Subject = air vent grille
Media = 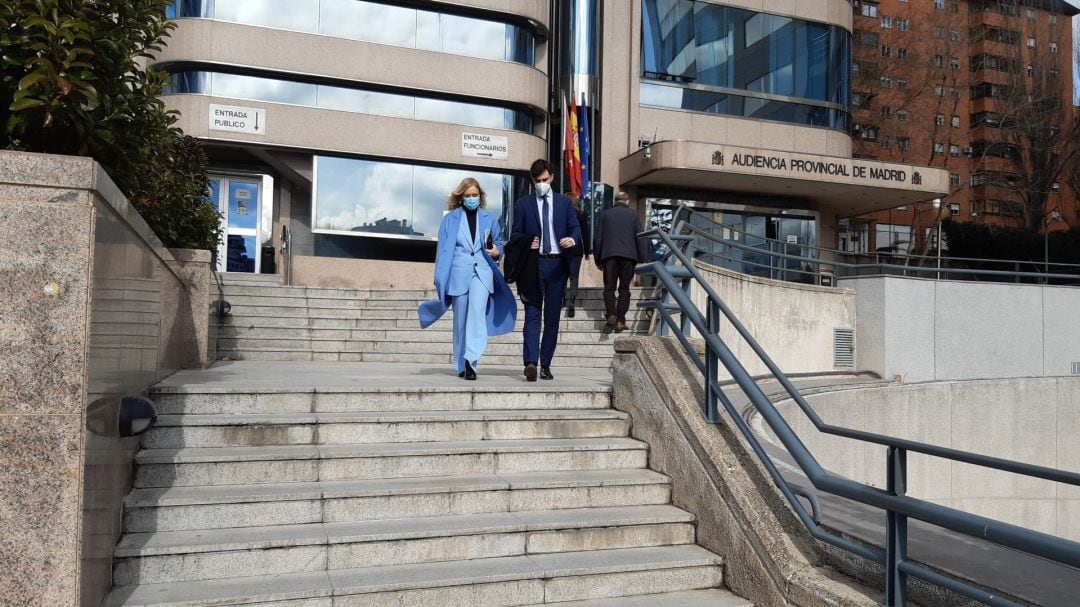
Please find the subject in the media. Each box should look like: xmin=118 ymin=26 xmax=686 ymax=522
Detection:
xmin=834 ymin=328 xmax=855 ymax=368
xmin=1072 ymin=362 xmax=1080 ymax=375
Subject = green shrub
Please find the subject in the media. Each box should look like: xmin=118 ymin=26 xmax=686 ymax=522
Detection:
xmin=0 ymin=0 xmax=221 ymax=251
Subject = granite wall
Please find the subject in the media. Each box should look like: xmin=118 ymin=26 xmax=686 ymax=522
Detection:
xmin=0 ymin=151 xmax=206 ymax=606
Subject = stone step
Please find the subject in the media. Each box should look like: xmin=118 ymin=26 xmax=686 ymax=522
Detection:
xmin=218 ymin=315 xmax=650 ymax=332
xmin=218 ymin=310 xmax=651 ymax=327
xmin=150 ymin=385 xmax=611 ymax=416
xmin=218 ymin=284 xmax=653 ymax=299
xmin=213 ymin=338 xmax=619 ymax=357
xmin=218 ymin=293 xmax=642 ymax=310
xmin=105 ymin=545 xmax=723 ymax=606
xmin=214 ymin=351 xmax=619 ymax=367
xmin=522 ymin=589 xmax=753 ymax=607
xmin=123 ymin=469 xmax=673 ymax=532
xmin=113 ymin=505 xmax=696 ymax=585
xmin=133 ymin=438 xmax=650 ymax=488
xmin=214 ymin=325 xmax=631 ymax=344
xmin=143 ymin=409 xmax=630 ymax=448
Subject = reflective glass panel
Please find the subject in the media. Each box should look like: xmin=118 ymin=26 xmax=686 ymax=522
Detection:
xmin=210 ymin=73 xmax=316 ymax=106
xmin=228 ymin=182 xmax=260 ymax=231
xmin=213 ymin=0 xmax=320 ymax=32
xmin=317 ymin=86 xmax=414 ymax=119
xmin=418 ymin=12 xmax=508 ymax=61
xmin=640 ymin=0 xmax=851 ymax=130
xmin=226 ymin=234 xmax=258 ymax=272
xmin=319 ymin=0 xmax=417 ymax=47
xmin=314 ymin=156 xmax=518 ymax=241
xmin=169 ymin=0 xmax=536 ymax=65
xmin=167 ymin=71 xmax=533 ymax=133
xmin=639 ymin=83 xmax=849 ymax=131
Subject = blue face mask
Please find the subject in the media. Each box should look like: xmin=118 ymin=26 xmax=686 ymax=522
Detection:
xmin=462 ymin=196 xmax=481 ymax=210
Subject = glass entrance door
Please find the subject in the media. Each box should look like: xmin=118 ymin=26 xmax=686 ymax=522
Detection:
xmin=208 ymin=175 xmax=265 ymax=273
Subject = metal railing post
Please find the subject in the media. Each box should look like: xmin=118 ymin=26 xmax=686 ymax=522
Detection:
xmin=704 ymin=300 xmax=722 ymax=423
xmin=657 ymin=288 xmax=670 ymax=337
xmin=885 ymin=447 xmax=909 ymax=606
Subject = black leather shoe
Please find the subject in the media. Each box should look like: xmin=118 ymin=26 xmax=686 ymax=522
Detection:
xmin=464 ymin=360 xmax=477 ymax=380
xmin=458 ymin=371 xmax=465 ymax=378
xmin=540 ymin=366 xmax=554 ymax=380
xmin=603 ymin=316 xmax=616 ymax=334
xmin=524 ymin=363 xmax=537 ymax=382
xmin=566 ymin=305 xmax=575 ymax=318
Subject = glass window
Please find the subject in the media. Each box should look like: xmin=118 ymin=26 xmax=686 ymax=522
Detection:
xmin=313 ymin=156 xmax=523 ymax=241
xmin=417 ymin=12 xmax=509 ymax=62
xmin=319 ymin=0 xmax=417 ymax=47
xmin=640 ymin=0 xmax=850 ymax=132
xmin=210 ymin=73 xmax=317 ymax=106
xmin=212 ymin=0 xmax=319 ymax=32
xmin=170 ymin=0 xmax=536 ymax=65
xmin=167 ymin=71 xmax=534 ymax=133
xmin=317 ymin=86 xmax=414 ymax=119
xmin=639 ymin=82 xmax=850 ymax=131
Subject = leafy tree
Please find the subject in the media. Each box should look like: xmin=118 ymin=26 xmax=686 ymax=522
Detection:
xmin=0 ymin=0 xmax=220 ymax=250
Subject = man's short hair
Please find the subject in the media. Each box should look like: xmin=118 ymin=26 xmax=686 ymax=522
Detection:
xmin=529 ymin=159 xmax=554 ymax=179
xmin=614 ymin=191 xmax=630 ymax=203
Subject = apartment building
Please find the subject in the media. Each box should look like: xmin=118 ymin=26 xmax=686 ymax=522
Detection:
xmin=846 ymin=0 xmax=1078 ymax=255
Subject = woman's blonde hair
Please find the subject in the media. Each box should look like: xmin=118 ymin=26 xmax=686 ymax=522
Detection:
xmin=447 ymin=177 xmax=488 ymax=210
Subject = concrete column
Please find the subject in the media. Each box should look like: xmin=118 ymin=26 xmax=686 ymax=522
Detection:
xmin=168 ymin=248 xmax=213 ymax=369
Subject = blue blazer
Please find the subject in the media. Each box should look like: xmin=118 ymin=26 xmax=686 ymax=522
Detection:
xmin=417 ymin=208 xmax=517 ymax=335
xmin=511 ymin=192 xmax=583 ymax=277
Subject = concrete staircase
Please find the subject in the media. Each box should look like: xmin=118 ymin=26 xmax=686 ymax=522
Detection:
xmin=103 ymin=363 xmax=752 ymax=606
xmin=214 ymin=273 xmax=654 ymax=367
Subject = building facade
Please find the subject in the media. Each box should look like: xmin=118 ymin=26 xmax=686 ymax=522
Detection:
xmin=158 ymin=0 xmax=949 ymax=288
xmin=847 ymin=0 xmax=1079 ymax=256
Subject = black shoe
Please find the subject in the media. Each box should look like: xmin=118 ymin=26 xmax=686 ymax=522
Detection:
xmin=540 ymin=366 xmax=554 ymax=380
xmin=566 ymin=305 xmax=575 ymax=318
xmin=458 ymin=371 xmax=465 ymax=378
xmin=524 ymin=363 xmax=537 ymax=382
xmin=603 ymin=316 xmax=616 ymax=334
xmin=464 ymin=360 xmax=477 ymax=381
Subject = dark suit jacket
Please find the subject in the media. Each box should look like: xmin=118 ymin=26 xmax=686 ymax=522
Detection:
xmin=503 ymin=233 xmax=540 ymax=306
xmin=594 ymin=204 xmax=648 ymax=262
xmin=511 ymin=192 xmax=583 ymax=278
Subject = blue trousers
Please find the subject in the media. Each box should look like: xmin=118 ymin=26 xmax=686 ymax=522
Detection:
xmin=451 ymin=276 xmax=490 ymax=373
xmin=523 ymin=257 xmax=568 ymax=366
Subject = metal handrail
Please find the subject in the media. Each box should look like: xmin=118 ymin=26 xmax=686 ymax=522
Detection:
xmin=677 ymin=220 xmax=1080 ymax=283
xmin=636 ymin=224 xmax=1080 ymax=606
xmin=664 ymin=204 xmax=1080 ymax=272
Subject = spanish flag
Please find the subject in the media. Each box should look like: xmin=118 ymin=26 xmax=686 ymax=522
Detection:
xmin=564 ymin=92 xmax=583 ymax=197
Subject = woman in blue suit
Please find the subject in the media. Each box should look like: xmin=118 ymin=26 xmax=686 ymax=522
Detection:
xmin=417 ymin=178 xmax=517 ymax=379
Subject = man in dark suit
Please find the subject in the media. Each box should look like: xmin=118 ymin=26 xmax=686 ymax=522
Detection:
xmin=511 ymin=159 xmax=582 ymax=382
xmin=593 ymin=191 xmax=648 ymax=333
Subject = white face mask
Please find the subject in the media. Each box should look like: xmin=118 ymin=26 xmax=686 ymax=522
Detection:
xmin=535 ymin=182 xmax=552 ymax=197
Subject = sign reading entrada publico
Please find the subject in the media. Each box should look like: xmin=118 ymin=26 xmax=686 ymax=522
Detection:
xmin=209 ymin=104 xmax=266 ymax=135
xmin=710 ymin=148 xmax=924 ymax=186
xmin=461 ymin=132 xmax=509 ymax=160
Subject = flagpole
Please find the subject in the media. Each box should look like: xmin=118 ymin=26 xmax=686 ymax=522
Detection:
xmin=559 ymin=90 xmax=566 ymax=195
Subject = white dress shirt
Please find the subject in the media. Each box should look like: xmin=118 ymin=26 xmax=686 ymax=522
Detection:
xmin=535 ymin=193 xmax=574 ymax=253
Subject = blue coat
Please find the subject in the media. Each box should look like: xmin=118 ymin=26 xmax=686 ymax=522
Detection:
xmin=417 ymin=208 xmax=517 ymax=335
xmin=511 ymin=192 xmax=583 ymax=277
